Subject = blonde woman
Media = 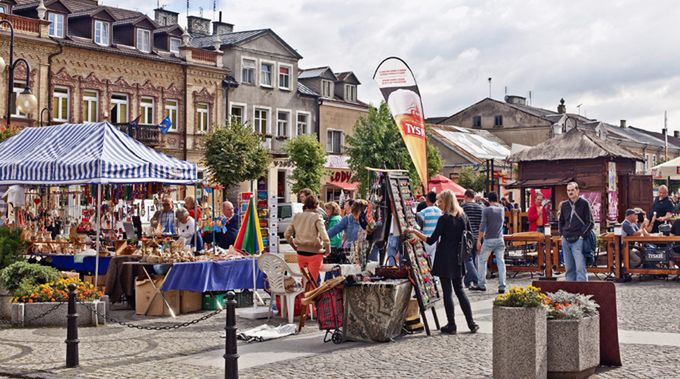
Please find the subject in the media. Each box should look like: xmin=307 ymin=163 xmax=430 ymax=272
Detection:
xmin=406 ymin=190 xmax=478 ymax=334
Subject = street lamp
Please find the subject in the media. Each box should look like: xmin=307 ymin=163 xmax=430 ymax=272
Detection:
xmin=39 ymin=107 xmax=49 ymax=126
xmin=0 ymin=20 xmax=38 ymax=126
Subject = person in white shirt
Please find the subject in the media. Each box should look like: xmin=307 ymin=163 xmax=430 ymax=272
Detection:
xmin=176 ymin=208 xmax=196 ymax=246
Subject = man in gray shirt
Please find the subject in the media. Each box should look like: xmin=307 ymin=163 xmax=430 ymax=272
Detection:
xmin=474 ymin=192 xmax=507 ymax=293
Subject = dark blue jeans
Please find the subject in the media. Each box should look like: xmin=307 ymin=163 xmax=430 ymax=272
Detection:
xmin=464 ymin=244 xmax=480 ymax=287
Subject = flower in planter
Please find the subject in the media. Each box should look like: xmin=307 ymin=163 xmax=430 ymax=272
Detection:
xmin=545 ymin=290 xmax=599 ymax=319
xmin=13 ymin=277 xmax=104 ymax=303
xmin=493 ymin=285 xmax=549 ymax=308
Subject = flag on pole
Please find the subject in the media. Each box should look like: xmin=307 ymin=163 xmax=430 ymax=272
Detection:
xmin=374 ymin=57 xmax=428 ymax=186
xmin=129 ymin=115 xmax=141 ymax=129
xmin=234 ymin=196 xmax=264 ymax=255
xmin=159 ymin=116 xmax=172 ymax=134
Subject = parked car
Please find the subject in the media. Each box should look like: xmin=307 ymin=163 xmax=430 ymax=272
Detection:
xmin=277 ymin=202 xmax=303 ymax=237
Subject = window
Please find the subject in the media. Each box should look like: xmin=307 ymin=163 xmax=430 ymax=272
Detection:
xmin=254 ymin=108 xmax=269 ymax=135
xmin=52 ymin=87 xmax=69 ymax=122
xmin=0 ymin=5 xmax=6 ymax=13
xmin=136 ymin=28 xmax=151 ymax=53
xmin=241 ymin=59 xmax=255 ymax=85
xmin=327 ymin=130 xmax=343 ymax=154
xmin=94 ymin=20 xmax=110 ymax=46
xmin=278 ymin=65 xmax=291 ymax=90
xmin=169 ymin=38 xmax=181 ymax=54
xmin=652 ymin=155 xmax=657 ymax=167
xmin=473 ymin=115 xmax=482 ymax=128
xmin=140 ymin=97 xmax=154 ymax=124
xmin=277 ymin=110 xmax=290 ymax=137
xmin=321 ymin=80 xmax=333 ymax=98
xmin=296 ymin=112 xmax=310 ymax=136
xmin=11 ymin=82 xmax=26 ymax=118
xmin=48 ymin=13 xmax=64 ymax=38
xmin=494 ymin=115 xmax=503 ymax=127
xmin=196 ymin=103 xmax=209 ymax=133
xmin=164 ymin=100 xmax=178 ymax=131
xmin=230 ymin=105 xmax=244 ymax=124
xmin=260 ymin=62 xmax=273 ymax=87
xmin=111 ymin=93 xmax=128 ymax=123
xmin=344 ymin=84 xmax=356 ymax=102
xmin=326 ymin=189 xmax=342 ymax=202
xmin=82 ymin=90 xmax=98 ymax=122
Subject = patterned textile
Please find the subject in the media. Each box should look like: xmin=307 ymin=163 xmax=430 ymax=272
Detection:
xmin=343 ymin=280 xmax=412 ymax=342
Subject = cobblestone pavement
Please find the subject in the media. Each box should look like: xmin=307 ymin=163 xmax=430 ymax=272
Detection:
xmin=0 ymin=274 xmax=678 ymax=378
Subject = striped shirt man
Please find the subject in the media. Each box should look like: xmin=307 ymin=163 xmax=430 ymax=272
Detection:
xmin=418 ymin=205 xmax=443 ymax=237
xmin=462 ymin=201 xmax=483 ymax=239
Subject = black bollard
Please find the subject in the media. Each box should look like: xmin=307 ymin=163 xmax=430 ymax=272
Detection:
xmin=65 ymin=283 xmax=79 ymax=368
xmin=224 ymin=291 xmax=239 ymax=379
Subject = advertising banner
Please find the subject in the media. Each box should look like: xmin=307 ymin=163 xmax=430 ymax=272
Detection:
xmin=374 ymin=57 xmax=428 ymax=185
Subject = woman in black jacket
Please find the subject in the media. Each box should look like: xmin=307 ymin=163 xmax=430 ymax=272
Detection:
xmin=406 ymin=190 xmax=479 ymax=334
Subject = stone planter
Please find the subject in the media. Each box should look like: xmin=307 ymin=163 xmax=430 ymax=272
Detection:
xmin=11 ymin=300 xmax=106 ymax=327
xmin=0 ymin=286 xmax=11 ymax=320
xmin=493 ymin=306 xmax=548 ymax=379
xmin=547 ymin=315 xmax=600 ymax=379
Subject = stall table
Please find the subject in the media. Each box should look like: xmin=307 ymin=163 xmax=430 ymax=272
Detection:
xmin=29 ymin=254 xmax=112 ymax=275
xmin=160 ymin=258 xmax=266 ymax=292
xmin=343 ymin=279 xmax=412 ymax=342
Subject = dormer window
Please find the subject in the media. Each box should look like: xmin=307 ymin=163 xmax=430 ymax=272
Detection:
xmin=94 ymin=20 xmax=110 ymax=46
xmin=136 ymin=28 xmax=151 ymax=53
xmin=321 ymin=80 xmax=333 ymax=98
xmin=48 ymin=13 xmax=65 ymax=38
xmin=169 ymin=37 xmax=181 ymax=54
xmin=344 ymin=84 xmax=356 ymax=102
xmin=0 ymin=5 xmax=6 ymax=14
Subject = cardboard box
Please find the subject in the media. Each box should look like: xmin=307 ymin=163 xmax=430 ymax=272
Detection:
xmin=180 ymin=291 xmax=203 ymax=314
xmin=134 ymin=278 xmax=180 ymax=316
xmin=84 ymin=275 xmax=106 ymax=288
xmin=61 ymin=271 xmax=80 ymax=280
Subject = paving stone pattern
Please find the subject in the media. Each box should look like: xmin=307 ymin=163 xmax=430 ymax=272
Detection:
xmin=0 ymin=274 xmax=678 ymax=378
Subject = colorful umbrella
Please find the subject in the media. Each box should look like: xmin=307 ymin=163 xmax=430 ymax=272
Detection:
xmin=234 ymin=196 xmax=264 ymax=255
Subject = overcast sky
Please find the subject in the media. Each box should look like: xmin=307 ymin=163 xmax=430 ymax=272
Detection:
xmin=110 ymin=0 xmax=680 ymax=132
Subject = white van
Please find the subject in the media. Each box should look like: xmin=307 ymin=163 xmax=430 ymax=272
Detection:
xmin=277 ymin=202 xmax=303 ymax=236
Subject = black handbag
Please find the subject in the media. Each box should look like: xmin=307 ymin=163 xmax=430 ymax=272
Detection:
xmin=459 ymin=215 xmax=474 ymax=261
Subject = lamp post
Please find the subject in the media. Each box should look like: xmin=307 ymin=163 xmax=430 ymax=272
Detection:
xmin=0 ymin=20 xmax=39 ymax=127
xmin=39 ymin=107 xmax=49 ymax=126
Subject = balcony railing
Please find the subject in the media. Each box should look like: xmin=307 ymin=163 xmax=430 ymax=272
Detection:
xmin=190 ymin=48 xmax=218 ymax=64
xmin=0 ymin=13 xmax=49 ymax=36
xmin=114 ymin=124 xmax=161 ymax=146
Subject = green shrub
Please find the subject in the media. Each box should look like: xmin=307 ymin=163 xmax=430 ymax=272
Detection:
xmin=0 ymin=226 xmax=27 ymax=271
xmin=0 ymin=261 xmax=60 ymax=292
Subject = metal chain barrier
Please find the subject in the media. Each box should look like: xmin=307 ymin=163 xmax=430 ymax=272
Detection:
xmin=78 ymin=301 xmax=224 ymax=331
xmin=25 ymin=302 xmax=66 ymax=324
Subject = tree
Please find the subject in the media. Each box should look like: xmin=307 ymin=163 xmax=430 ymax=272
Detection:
xmin=203 ymin=120 xmax=270 ymax=188
xmin=346 ymin=103 xmax=443 ymax=195
xmin=285 ymin=134 xmax=327 ymax=194
xmin=458 ymin=166 xmax=486 ymax=192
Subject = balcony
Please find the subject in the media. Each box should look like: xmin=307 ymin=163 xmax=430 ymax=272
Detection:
xmin=114 ymin=124 xmax=161 ymax=147
xmin=0 ymin=13 xmax=50 ymax=38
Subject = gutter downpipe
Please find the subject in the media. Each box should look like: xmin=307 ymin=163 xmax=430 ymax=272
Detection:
xmin=46 ymin=37 xmax=64 ymax=126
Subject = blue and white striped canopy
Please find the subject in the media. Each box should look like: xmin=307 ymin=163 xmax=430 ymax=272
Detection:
xmin=0 ymin=122 xmax=197 ymax=185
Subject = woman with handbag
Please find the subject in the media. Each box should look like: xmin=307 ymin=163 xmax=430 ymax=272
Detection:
xmin=285 ymin=194 xmax=331 ymax=283
xmin=406 ymin=190 xmax=479 ymax=334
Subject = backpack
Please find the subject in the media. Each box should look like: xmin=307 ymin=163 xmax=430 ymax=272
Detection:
xmin=459 ymin=215 xmax=474 ymax=261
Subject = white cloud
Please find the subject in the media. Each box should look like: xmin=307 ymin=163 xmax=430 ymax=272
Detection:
xmin=110 ymin=0 xmax=680 ymax=132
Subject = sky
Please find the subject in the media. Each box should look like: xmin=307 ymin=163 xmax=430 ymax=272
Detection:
xmin=108 ymin=0 xmax=680 ymax=132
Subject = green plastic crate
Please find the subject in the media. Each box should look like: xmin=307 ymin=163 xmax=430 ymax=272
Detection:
xmin=201 ymin=291 xmax=253 ymax=310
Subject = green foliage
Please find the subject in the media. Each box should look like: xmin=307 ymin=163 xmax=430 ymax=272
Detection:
xmin=203 ymin=120 xmax=270 ymax=188
xmin=285 ymin=134 xmax=327 ymax=194
xmin=493 ymin=285 xmax=548 ymax=308
xmin=458 ymin=166 xmax=486 ymax=192
xmin=0 ymin=226 xmax=27 ymax=271
xmin=346 ymin=103 xmax=443 ymax=195
xmin=0 ymin=262 xmax=60 ymax=292
xmin=0 ymin=126 xmax=19 ymax=144
xmin=546 ymin=290 xmax=599 ymax=319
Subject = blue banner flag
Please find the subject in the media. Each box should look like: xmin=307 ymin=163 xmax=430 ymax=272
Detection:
xmin=159 ymin=116 xmax=172 ymax=134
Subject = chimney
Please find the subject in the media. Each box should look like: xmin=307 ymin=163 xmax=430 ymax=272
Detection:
xmin=620 ymin=119 xmax=627 ymax=128
xmin=674 ymin=131 xmax=679 ymax=139
xmin=557 ymin=98 xmax=566 ymax=114
xmin=212 ymin=11 xmax=234 ymax=35
xmin=154 ymin=8 xmax=179 ymax=27
xmin=187 ymin=15 xmax=211 ymax=36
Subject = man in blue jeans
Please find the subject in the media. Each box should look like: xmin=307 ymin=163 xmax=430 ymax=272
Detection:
xmin=461 ymin=189 xmax=481 ymax=289
xmin=558 ymin=182 xmax=593 ymax=281
xmin=474 ymin=192 xmax=507 ymax=294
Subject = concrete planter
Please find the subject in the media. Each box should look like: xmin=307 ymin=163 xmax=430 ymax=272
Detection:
xmin=493 ymin=306 xmax=548 ymax=379
xmin=11 ymin=300 xmax=106 ymax=327
xmin=547 ymin=315 xmax=600 ymax=379
xmin=0 ymin=286 xmax=11 ymax=320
